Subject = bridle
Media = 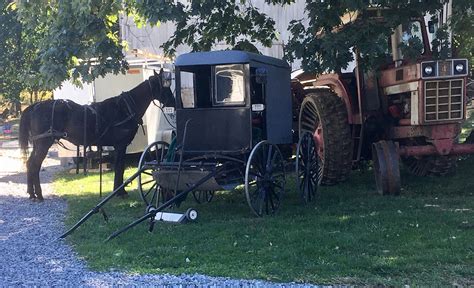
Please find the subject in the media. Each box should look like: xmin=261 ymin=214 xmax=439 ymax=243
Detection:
xmin=147 ymin=73 xmax=163 ymax=102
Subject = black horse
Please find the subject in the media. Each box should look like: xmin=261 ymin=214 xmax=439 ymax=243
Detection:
xmin=19 ymin=70 xmax=175 ymax=201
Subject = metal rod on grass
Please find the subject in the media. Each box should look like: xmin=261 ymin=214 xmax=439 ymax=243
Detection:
xmin=59 ymin=166 xmax=147 ymax=239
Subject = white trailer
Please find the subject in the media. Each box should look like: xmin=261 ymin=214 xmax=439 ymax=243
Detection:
xmin=53 ymin=58 xmax=175 ymax=160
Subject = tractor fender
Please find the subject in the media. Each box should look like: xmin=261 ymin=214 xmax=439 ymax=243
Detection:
xmin=291 ymin=73 xmax=354 ymax=124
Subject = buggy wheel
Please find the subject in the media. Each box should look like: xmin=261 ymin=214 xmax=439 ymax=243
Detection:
xmin=296 ymin=131 xmax=319 ymax=203
xmin=138 ymin=141 xmax=172 ymax=207
xmin=192 ymin=190 xmax=214 ymax=204
xmin=245 ymin=141 xmax=285 ymax=217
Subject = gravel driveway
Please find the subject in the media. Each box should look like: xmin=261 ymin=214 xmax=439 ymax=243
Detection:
xmin=0 ymin=141 xmax=317 ymax=287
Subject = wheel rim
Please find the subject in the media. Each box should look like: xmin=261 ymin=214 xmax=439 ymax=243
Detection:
xmin=138 ymin=141 xmax=170 ymax=207
xmin=245 ymin=141 xmax=285 ymax=217
xmin=299 ymin=99 xmax=324 ymax=183
xmin=192 ymin=190 xmax=214 ymax=204
xmin=372 ymin=141 xmax=401 ymax=196
xmin=372 ymin=144 xmax=385 ymax=195
xmin=296 ymin=132 xmax=319 ymax=203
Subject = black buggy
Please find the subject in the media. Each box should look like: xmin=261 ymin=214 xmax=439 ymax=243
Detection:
xmin=61 ymin=50 xmax=319 ymax=240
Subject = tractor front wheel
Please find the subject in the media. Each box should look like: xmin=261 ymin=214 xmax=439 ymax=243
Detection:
xmin=402 ymin=155 xmax=456 ymax=177
xmin=401 ymin=138 xmax=457 ymax=176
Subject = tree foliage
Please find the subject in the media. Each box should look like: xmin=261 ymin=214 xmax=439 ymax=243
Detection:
xmin=452 ymin=0 xmax=474 ymax=68
xmin=10 ymin=0 xmax=474 ymax=89
xmin=0 ymin=1 xmax=25 ymax=104
xmin=15 ymin=0 xmax=127 ymax=88
xmin=0 ymin=1 xmax=53 ymax=108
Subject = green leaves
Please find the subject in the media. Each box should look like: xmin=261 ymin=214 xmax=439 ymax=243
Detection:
xmin=15 ymin=0 xmax=126 ymax=88
xmin=285 ymin=0 xmax=450 ymax=74
xmin=6 ymin=0 xmax=471 ymax=93
xmin=157 ymin=1 xmax=278 ymax=55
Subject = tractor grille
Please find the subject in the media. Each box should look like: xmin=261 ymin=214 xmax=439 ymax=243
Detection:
xmin=424 ymin=79 xmax=464 ymax=122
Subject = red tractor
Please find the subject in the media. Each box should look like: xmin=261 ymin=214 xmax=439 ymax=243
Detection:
xmin=291 ymin=6 xmax=474 ymax=195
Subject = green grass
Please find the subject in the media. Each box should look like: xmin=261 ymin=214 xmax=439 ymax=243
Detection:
xmin=54 ymin=158 xmax=474 ymax=286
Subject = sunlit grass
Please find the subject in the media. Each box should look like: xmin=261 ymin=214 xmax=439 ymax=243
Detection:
xmin=54 ymin=156 xmax=474 ymax=286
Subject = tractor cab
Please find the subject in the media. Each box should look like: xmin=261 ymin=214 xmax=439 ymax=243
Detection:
xmin=174 ymin=50 xmax=292 ymax=155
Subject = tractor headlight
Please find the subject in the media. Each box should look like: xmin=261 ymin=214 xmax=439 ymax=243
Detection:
xmin=421 ymin=61 xmax=437 ymax=78
xmin=422 ymin=59 xmax=468 ymax=78
xmin=453 ymin=59 xmax=468 ymax=75
xmin=424 ymin=65 xmax=433 ymax=75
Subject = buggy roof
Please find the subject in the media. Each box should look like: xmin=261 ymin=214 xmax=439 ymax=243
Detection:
xmin=175 ymin=50 xmax=289 ymax=69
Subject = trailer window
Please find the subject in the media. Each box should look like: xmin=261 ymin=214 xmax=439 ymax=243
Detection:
xmin=213 ymin=64 xmax=245 ymax=106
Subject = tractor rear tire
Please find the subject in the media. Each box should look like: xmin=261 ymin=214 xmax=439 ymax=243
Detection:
xmin=299 ymin=90 xmax=353 ymax=185
xmin=402 ymin=155 xmax=457 ymax=177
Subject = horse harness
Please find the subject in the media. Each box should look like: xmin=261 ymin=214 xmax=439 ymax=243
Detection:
xmin=30 ymin=93 xmax=144 ymax=145
xmin=30 ymin=100 xmax=70 ymax=142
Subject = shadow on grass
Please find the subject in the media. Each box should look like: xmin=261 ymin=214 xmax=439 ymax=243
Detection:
xmin=55 ymin=157 xmax=474 ymax=286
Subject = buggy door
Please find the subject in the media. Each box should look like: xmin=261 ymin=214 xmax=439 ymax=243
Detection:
xmin=176 ymin=64 xmax=251 ymax=154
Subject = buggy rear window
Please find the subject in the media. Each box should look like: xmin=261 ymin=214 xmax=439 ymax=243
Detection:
xmin=213 ymin=64 xmax=245 ymax=106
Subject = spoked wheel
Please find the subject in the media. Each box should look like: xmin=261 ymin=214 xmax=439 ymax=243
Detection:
xmin=192 ymin=190 xmax=215 ymax=204
xmin=138 ymin=141 xmax=172 ymax=208
xmin=372 ymin=140 xmax=401 ymax=196
xmin=296 ymin=131 xmax=320 ymax=203
xmin=245 ymin=141 xmax=285 ymax=217
xmin=401 ymin=138 xmax=456 ymax=177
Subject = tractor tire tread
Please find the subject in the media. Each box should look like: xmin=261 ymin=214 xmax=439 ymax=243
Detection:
xmin=303 ymin=90 xmax=353 ymax=185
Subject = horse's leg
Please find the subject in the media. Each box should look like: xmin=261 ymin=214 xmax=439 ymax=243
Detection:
xmin=26 ymin=152 xmax=36 ymax=200
xmin=29 ymin=139 xmax=54 ymax=201
xmin=113 ymin=146 xmax=128 ymax=197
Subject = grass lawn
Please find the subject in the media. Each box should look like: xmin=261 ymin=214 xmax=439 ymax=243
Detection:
xmin=54 ymin=155 xmax=474 ymax=286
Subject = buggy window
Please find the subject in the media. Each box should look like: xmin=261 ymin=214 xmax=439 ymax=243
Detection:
xmin=180 ymin=71 xmax=195 ymax=108
xmin=213 ymin=64 xmax=245 ymax=106
xmin=179 ymin=66 xmax=212 ymax=108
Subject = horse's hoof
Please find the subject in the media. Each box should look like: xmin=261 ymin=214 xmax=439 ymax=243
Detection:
xmin=37 ymin=197 xmax=44 ymax=202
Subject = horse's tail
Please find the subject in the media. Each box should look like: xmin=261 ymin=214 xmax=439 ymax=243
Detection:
xmin=19 ymin=106 xmax=32 ymax=162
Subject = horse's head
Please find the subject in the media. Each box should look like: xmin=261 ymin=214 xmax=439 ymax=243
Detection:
xmin=149 ymin=69 xmax=176 ymax=107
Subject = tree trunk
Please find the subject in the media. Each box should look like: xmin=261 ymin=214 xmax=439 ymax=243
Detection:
xmin=14 ymin=100 xmax=21 ymax=116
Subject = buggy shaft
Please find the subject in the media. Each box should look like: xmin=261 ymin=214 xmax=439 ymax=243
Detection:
xmin=106 ymin=164 xmax=228 ymax=241
xmin=58 ymin=166 xmax=147 ymax=239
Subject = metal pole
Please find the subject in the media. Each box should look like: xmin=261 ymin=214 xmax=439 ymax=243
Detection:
xmin=99 ymin=145 xmax=103 ymax=198
xmin=59 ymin=166 xmax=148 ymax=239
xmin=76 ymin=145 xmax=80 ymax=174
xmin=83 ymin=108 xmax=87 ymax=175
